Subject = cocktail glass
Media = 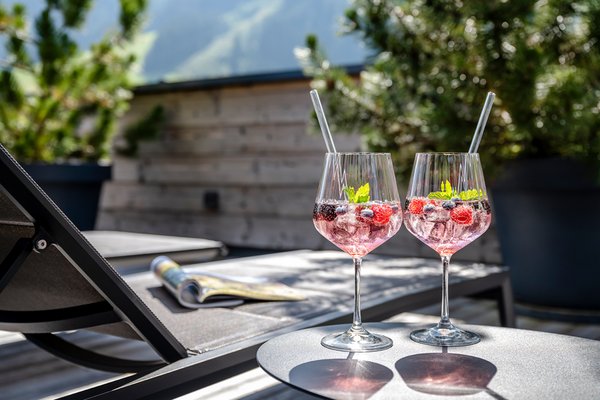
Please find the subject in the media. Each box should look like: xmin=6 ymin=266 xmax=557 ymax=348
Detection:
xmin=404 ymin=152 xmax=491 ymax=346
xmin=313 ymin=152 xmax=403 ymax=352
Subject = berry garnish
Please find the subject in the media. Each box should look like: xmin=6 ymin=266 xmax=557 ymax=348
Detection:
xmin=335 ymin=206 xmax=347 ymax=215
xmin=312 ymin=204 xmax=319 ymax=219
xmin=482 ymin=201 xmax=492 ymax=214
xmin=423 ymin=204 xmax=435 ymax=213
xmin=451 ymin=197 xmax=461 ymax=203
xmin=319 ymin=204 xmax=337 ymax=221
xmin=442 ymin=200 xmax=456 ymax=210
xmin=407 ymin=198 xmax=428 ymax=214
xmin=450 ymin=205 xmax=473 ymax=225
xmin=360 ymin=208 xmax=374 ymax=218
xmin=372 ymin=204 xmax=394 ymax=225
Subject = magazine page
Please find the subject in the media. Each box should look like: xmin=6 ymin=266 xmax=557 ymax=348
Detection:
xmin=151 ymin=256 xmax=305 ymax=308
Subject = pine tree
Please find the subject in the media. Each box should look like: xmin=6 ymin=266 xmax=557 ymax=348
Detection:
xmin=0 ymin=0 xmax=146 ymax=162
xmin=298 ymin=0 xmax=600 ymax=179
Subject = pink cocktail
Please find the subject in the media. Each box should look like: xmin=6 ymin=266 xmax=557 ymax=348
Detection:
xmin=313 ymin=152 xmax=402 ymax=352
xmin=313 ymin=201 xmax=403 ymax=257
xmin=404 ymin=152 xmax=491 ymax=347
xmin=404 ymin=198 xmax=491 ymax=257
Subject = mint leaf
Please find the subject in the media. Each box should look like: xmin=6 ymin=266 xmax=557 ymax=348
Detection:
xmin=355 ymin=183 xmax=370 ymax=203
xmin=442 ymin=180 xmax=452 ymax=195
xmin=428 ymin=180 xmax=485 ymax=200
xmin=428 ymin=191 xmax=451 ymax=200
xmin=459 ymin=189 xmax=485 ymax=201
xmin=343 ymin=186 xmax=356 ymax=201
xmin=428 ymin=181 xmax=453 ymax=199
xmin=343 ymin=183 xmax=370 ymax=203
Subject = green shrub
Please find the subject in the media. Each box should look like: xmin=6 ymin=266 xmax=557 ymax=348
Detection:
xmin=0 ymin=0 xmax=146 ymax=162
xmin=298 ymin=0 xmax=600 ymax=180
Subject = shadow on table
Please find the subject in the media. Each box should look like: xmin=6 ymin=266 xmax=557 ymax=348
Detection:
xmin=396 ymin=350 xmax=506 ymax=399
xmin=289 ymin=357 xmax=393 ymax=400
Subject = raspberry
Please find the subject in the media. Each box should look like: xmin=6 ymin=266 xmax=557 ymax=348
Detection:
xmin=407 ymin=198 xmax=428 ymax=215
xmin=450 ymin=205 xmax=473 ymax=225
xmin=372 ymin=204 xmax=394 ymax=225
xmin=319 ymin=204 xmax=337 ymax=221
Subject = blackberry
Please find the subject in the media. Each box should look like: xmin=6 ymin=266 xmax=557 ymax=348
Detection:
xmin=312 ymin=203 xmax=319 ymax=219
xmin=423 ymin=204 xmax=435 ymax=213
xmin=319 ymin=204 xmax=337 ymax=221
xmin=482 ymin=201 xmax=492 ymax=214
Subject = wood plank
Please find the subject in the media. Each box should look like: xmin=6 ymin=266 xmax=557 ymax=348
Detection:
xmin=109 ymin=156 xmax=141 ymax=183
xmin=137 ymin=124 xmax=361 ymax=156
xmin=122 ymin=82 xmax=315 ymax=128
xmin=139 ymin=155 xmax=326 ymax=186
xmin=100 ymin=183 xmax=316 ymax=217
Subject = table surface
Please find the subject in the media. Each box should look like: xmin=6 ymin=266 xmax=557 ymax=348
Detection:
xmin=257 ymin=323 xmax=600 ymax=399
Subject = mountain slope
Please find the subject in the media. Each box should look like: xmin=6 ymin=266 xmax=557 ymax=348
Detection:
xmin=2 ymin=0 xmax=366 ymax=83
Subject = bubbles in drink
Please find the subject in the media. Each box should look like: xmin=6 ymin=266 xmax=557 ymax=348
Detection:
xmin=313 ymin=201 xmax=403 ymax=258
xmin=404 ymin=198 xmax=491 ymax=257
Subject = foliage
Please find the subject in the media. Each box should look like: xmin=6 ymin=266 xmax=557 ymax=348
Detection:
xmin=0 ymin=0 xmax=147 ymax=162
xmin=297 ymin=0 xmax=600 ymax=180
xmin=115 ymin=104 xmax=165 ymax=157
xmin=343 ymin=182 xmax=370 ymax=203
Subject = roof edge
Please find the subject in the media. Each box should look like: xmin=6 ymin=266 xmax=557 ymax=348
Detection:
xmin=133 ymin=64 xmax=364 ymax=95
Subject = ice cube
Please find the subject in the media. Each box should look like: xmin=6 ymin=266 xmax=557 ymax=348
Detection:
xmin=334 ymin=212 xmax=357 ymax=235
xmin=355 ymin=221 xmax=371 ymax=239
xmin=429 ymin=222 xmax=447 ymax=240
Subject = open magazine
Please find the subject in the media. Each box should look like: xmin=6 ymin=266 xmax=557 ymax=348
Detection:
xmin=151 ymin=256 xmax=306 ymax=308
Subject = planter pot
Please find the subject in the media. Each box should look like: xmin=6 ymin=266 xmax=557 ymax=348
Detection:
xmin=491 ymin=158 xmax=600 ymax=310
xmin=23 ymin=163 xmax=112 ymax=231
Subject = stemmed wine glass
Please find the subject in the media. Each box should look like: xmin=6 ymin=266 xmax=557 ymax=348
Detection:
xmin=313 ymin=152 xmax=403 ymax=352
xmin=404 ymin=153 xmax=491 ymax=346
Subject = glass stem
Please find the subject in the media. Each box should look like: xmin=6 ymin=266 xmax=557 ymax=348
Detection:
xmin=351 ymin=257 xmax=363 ymax=331
xmin=439 ymin=255 xmax=452 ymax=328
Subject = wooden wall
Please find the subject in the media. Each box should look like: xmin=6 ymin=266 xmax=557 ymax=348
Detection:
xmin=97 ymin=77 xmax=501 ymax=263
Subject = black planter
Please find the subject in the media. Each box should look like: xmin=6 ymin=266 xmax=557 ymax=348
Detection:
xmin=492 ymin=158 xmax=600 ymax=310
xmin=23 ymin=163 xmax=112 ymax=231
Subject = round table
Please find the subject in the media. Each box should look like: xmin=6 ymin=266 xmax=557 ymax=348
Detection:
xmin=257 ymin=323 xmax=600 ymax=399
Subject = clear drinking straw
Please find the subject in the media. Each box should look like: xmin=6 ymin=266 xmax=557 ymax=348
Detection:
xmin=310 ymin=89 xmax=347 ymax=196
xmin=468 ymin=91 xmax=496 ymax=153
xmin=310 ymin=89 xmax=337 ymax=153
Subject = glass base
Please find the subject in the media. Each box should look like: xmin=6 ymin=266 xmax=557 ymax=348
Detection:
xmin=321 ymin=325 xmax=393 ymax=352
xmin=410 ymin=323 xmax=480 ymax=347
